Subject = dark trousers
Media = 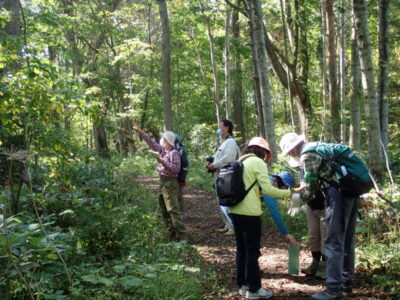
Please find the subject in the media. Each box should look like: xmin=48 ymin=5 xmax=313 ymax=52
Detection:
xmin=230 ymin=213 xmax=262 ymax=292
xmin=324 ymin=187 xmax=360 ymax=292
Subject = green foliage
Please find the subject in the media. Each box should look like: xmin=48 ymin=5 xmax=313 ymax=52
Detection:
xmin=0 ymin=155 xmax=215 ymax=299
xmin=355 ymin=189 xmax=400 ymax=295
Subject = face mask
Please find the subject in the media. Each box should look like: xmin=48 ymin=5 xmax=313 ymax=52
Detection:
xmin=288 ymin=156 xmax=301 ymax=168
xmin=216 ymin=128 xmax=222 ymax=138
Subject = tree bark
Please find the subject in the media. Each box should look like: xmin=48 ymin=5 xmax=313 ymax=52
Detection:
xmin=200 ymin=1 xmax=222 ymax=125
xmin=353 ymin=0 xmax=383 ymax=180
xmin=326 ymin=0 xmax=340 ymax=142
xmin=0 ymin=0 xmax=26 ymax=215
xmin=280 ymin=0 xmax=295 ymax=129
xmin=231 ymin=7 xmax=246 ymax=142
xmin=247 ymin=2 xmax=265 ymax=138
xmin=157 ymin=0 xmax=173 ymax=130
xmin=263 ymin=32 xmax=311 ymax=135
xmin=349 ymin=13 xmax=361 ymax=151
xmin=339 ymin=0 xmax=347 ymax=142
xmin=378 ymin=0 xmax=390 ymax=152
xmin=249 ymin=0 xmax=278 ymax=159
xmin=224 ymin=8 xmax=232 ymax=120
xmin=318 ymin=0 xmax=329 ymax=141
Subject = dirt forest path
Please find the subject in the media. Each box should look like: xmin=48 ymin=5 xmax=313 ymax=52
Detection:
xmin=137 ymin=176 xmax=392 ymax=300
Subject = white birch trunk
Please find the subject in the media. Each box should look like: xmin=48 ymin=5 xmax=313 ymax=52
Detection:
xmin=353 ymin=0 xmax=383 ymax=179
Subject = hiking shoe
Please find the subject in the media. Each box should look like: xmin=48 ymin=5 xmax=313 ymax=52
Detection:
xmin=301 ymin=259 xmax=319 ymax=276
xmin=315 ymin=261 xmax=327 ymax=279
xmin=239 ymin=285 xmax=247 ymax=296
xmin=311 ymin=290 xmax=344 ymax=300
xmin=224 ymin=229 xmax=235 ymax=236
xmin=246 ymin=288 xmax=273 ymax=299
xmin=215 ymin=226 xmax=228 ymax=233
xmin=342 ymin=285 xmax=353 ymax=297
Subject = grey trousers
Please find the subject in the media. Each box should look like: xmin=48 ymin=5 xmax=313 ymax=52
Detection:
xmin=324 ymin=187 xmax=360 ymax=292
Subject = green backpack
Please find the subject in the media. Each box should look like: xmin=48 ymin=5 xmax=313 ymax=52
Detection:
xmin=301 ymin=142 xmax=374 ymax=197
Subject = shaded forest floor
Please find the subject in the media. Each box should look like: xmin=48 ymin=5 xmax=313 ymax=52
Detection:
xmin=138 ymin=176 xmax=394 ymax=300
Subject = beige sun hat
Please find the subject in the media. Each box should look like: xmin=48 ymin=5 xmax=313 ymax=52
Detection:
xmin=279 ymin=132 xmax=305 ymax=156
xmin=162 ymin=131 xmax=176 ymax=146
xmin=248 ymin=137 xmax=272 ymax=160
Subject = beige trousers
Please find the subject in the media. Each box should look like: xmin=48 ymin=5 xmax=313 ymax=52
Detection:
xmin=306 ymin=205 xmax=327 ymax=255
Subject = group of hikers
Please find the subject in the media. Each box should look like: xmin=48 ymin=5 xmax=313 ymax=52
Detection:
xmin=131 ymin=120 xmax=368 ymax=300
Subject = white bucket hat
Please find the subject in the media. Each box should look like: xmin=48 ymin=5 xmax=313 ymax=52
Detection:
xmin=279 ymin=132 xmax=305 ymax=156
xmin=161 ymin=131 xmax=176 ymax=147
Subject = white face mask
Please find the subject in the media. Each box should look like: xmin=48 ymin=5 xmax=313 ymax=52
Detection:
xmin=288 ymin=156 xmax=301 ymax=168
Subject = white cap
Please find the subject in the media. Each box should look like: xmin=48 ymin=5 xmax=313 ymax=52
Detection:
xmin=162 ymin=131 xmax=176 ymax=146
xmin=279 ymin=132 xmax=305 ymax=156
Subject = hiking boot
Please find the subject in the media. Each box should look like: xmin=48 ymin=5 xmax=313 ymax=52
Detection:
xmin=315 ymin=261 xmax=327 ymax=279
xmin=342 ymin=285 xmax=353 ymax=297
xmin=224 ymin=229 xmax=235 ymax=236
xmin=215 ymin=226 xmax=228 ymax=233
xmin=246 ymin=288 xmax=273 ymax=299
xmin=311 ymin=290 xmax=344 ymax=300
xmin=301 ymin=259 xmax=319 ymax=276
xmin=239 ymin=285 xmax=247 ymax=296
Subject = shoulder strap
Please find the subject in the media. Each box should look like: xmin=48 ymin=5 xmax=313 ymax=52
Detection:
xmin=239 ymin=154 xmax=258 ymax=193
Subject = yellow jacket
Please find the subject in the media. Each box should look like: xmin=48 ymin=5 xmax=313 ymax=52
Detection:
xmin=229 ymin=154 xmax=291 ymax=216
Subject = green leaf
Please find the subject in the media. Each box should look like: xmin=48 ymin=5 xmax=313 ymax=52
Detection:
xmin=119 ymin=276 xmax=142 ymax=287
xmin=47 ymin=253 xmax=58 ymax=260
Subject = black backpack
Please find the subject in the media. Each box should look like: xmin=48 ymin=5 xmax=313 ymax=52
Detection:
xmin=216 ymin=155 xmax=257 ymax=207
xmin=177 ymin=144 xmax=189 ymax=183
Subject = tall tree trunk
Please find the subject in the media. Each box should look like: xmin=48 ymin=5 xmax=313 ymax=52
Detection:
xmin=93 ymin=121 xmax=109 ymax=158
xmin=231 ymin=7 xmax=246 ymax=142
xmin=157 ymin=0 xmax=173 ymax=130
xmin=200 ymin=1 xmax=221 ymax=124
xmin=224 ymin=7 xmax=232 ymax=120
xmin=326 ymin=0 xmax=340 ymax=142
xmin=353 ymin=0 xmax=383 ymax=180
xmin=263 ymin=31 xmax=311 ymax=135
xmin=0 ymin=0 xmax=27 ymax=215
xmin=249 ymin=0 xmax=277 ymax=159
xmin=378 ymin=0 xmax=390 ymax=152
xmin=247 ymin=3 xmax=265 ymax=137
xmin=349 ymin=13 xmax=362 ymax=151
xmin=339 ymin=0 xmax=347 ymax=142
xmin=280 ymin=0 xmax=295 ymax=129
xmin=318 ymin=0 xmax=329 ymax=141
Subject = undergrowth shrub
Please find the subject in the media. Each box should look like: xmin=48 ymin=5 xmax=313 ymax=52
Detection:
xmin=0 ymin=154 xmax=216 ymax=299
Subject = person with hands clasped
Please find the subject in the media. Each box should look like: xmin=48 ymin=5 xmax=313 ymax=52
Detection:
xmin=132 ymin=124 xmax=185 ymax=241
xmin=229 ymin=137 xmax=296 ymax=299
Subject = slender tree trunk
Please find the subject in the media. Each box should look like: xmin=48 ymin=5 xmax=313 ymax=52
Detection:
xmin=224 ymin=8 xmax=232 ymax=120
xmin=0 ymin=0 xmax=27 ymax=215
xmin=250 ymin=0 xmax=277 ymax=159
xmin=349 ymin=13 xmax=361 ymax=151
xmin=263 ymin=31 xmax=310 ymax=135
xmin=326 ymin=0 xmax=340 ymax=142
xmin=247 ymin=3 xmax=265 ymax=137
xmin=280 ymin=0 xmax=295 ymax=129
xmin=378 ymin=0 xmax=390 ymax=152
xmin=319 ymin=0 xmax=329 ymax=141
xmin=231 ymin=7 xmax=246 ymax=141
xmin=157 ymin=0 xmax=173 ymax=130
xmin=353 ymin=0 xmax=383 ymax=180
xmin=339 ymin=0 xmax=347 ymax=142
xmin=200 ymin=2 xmax=221 ymax=125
